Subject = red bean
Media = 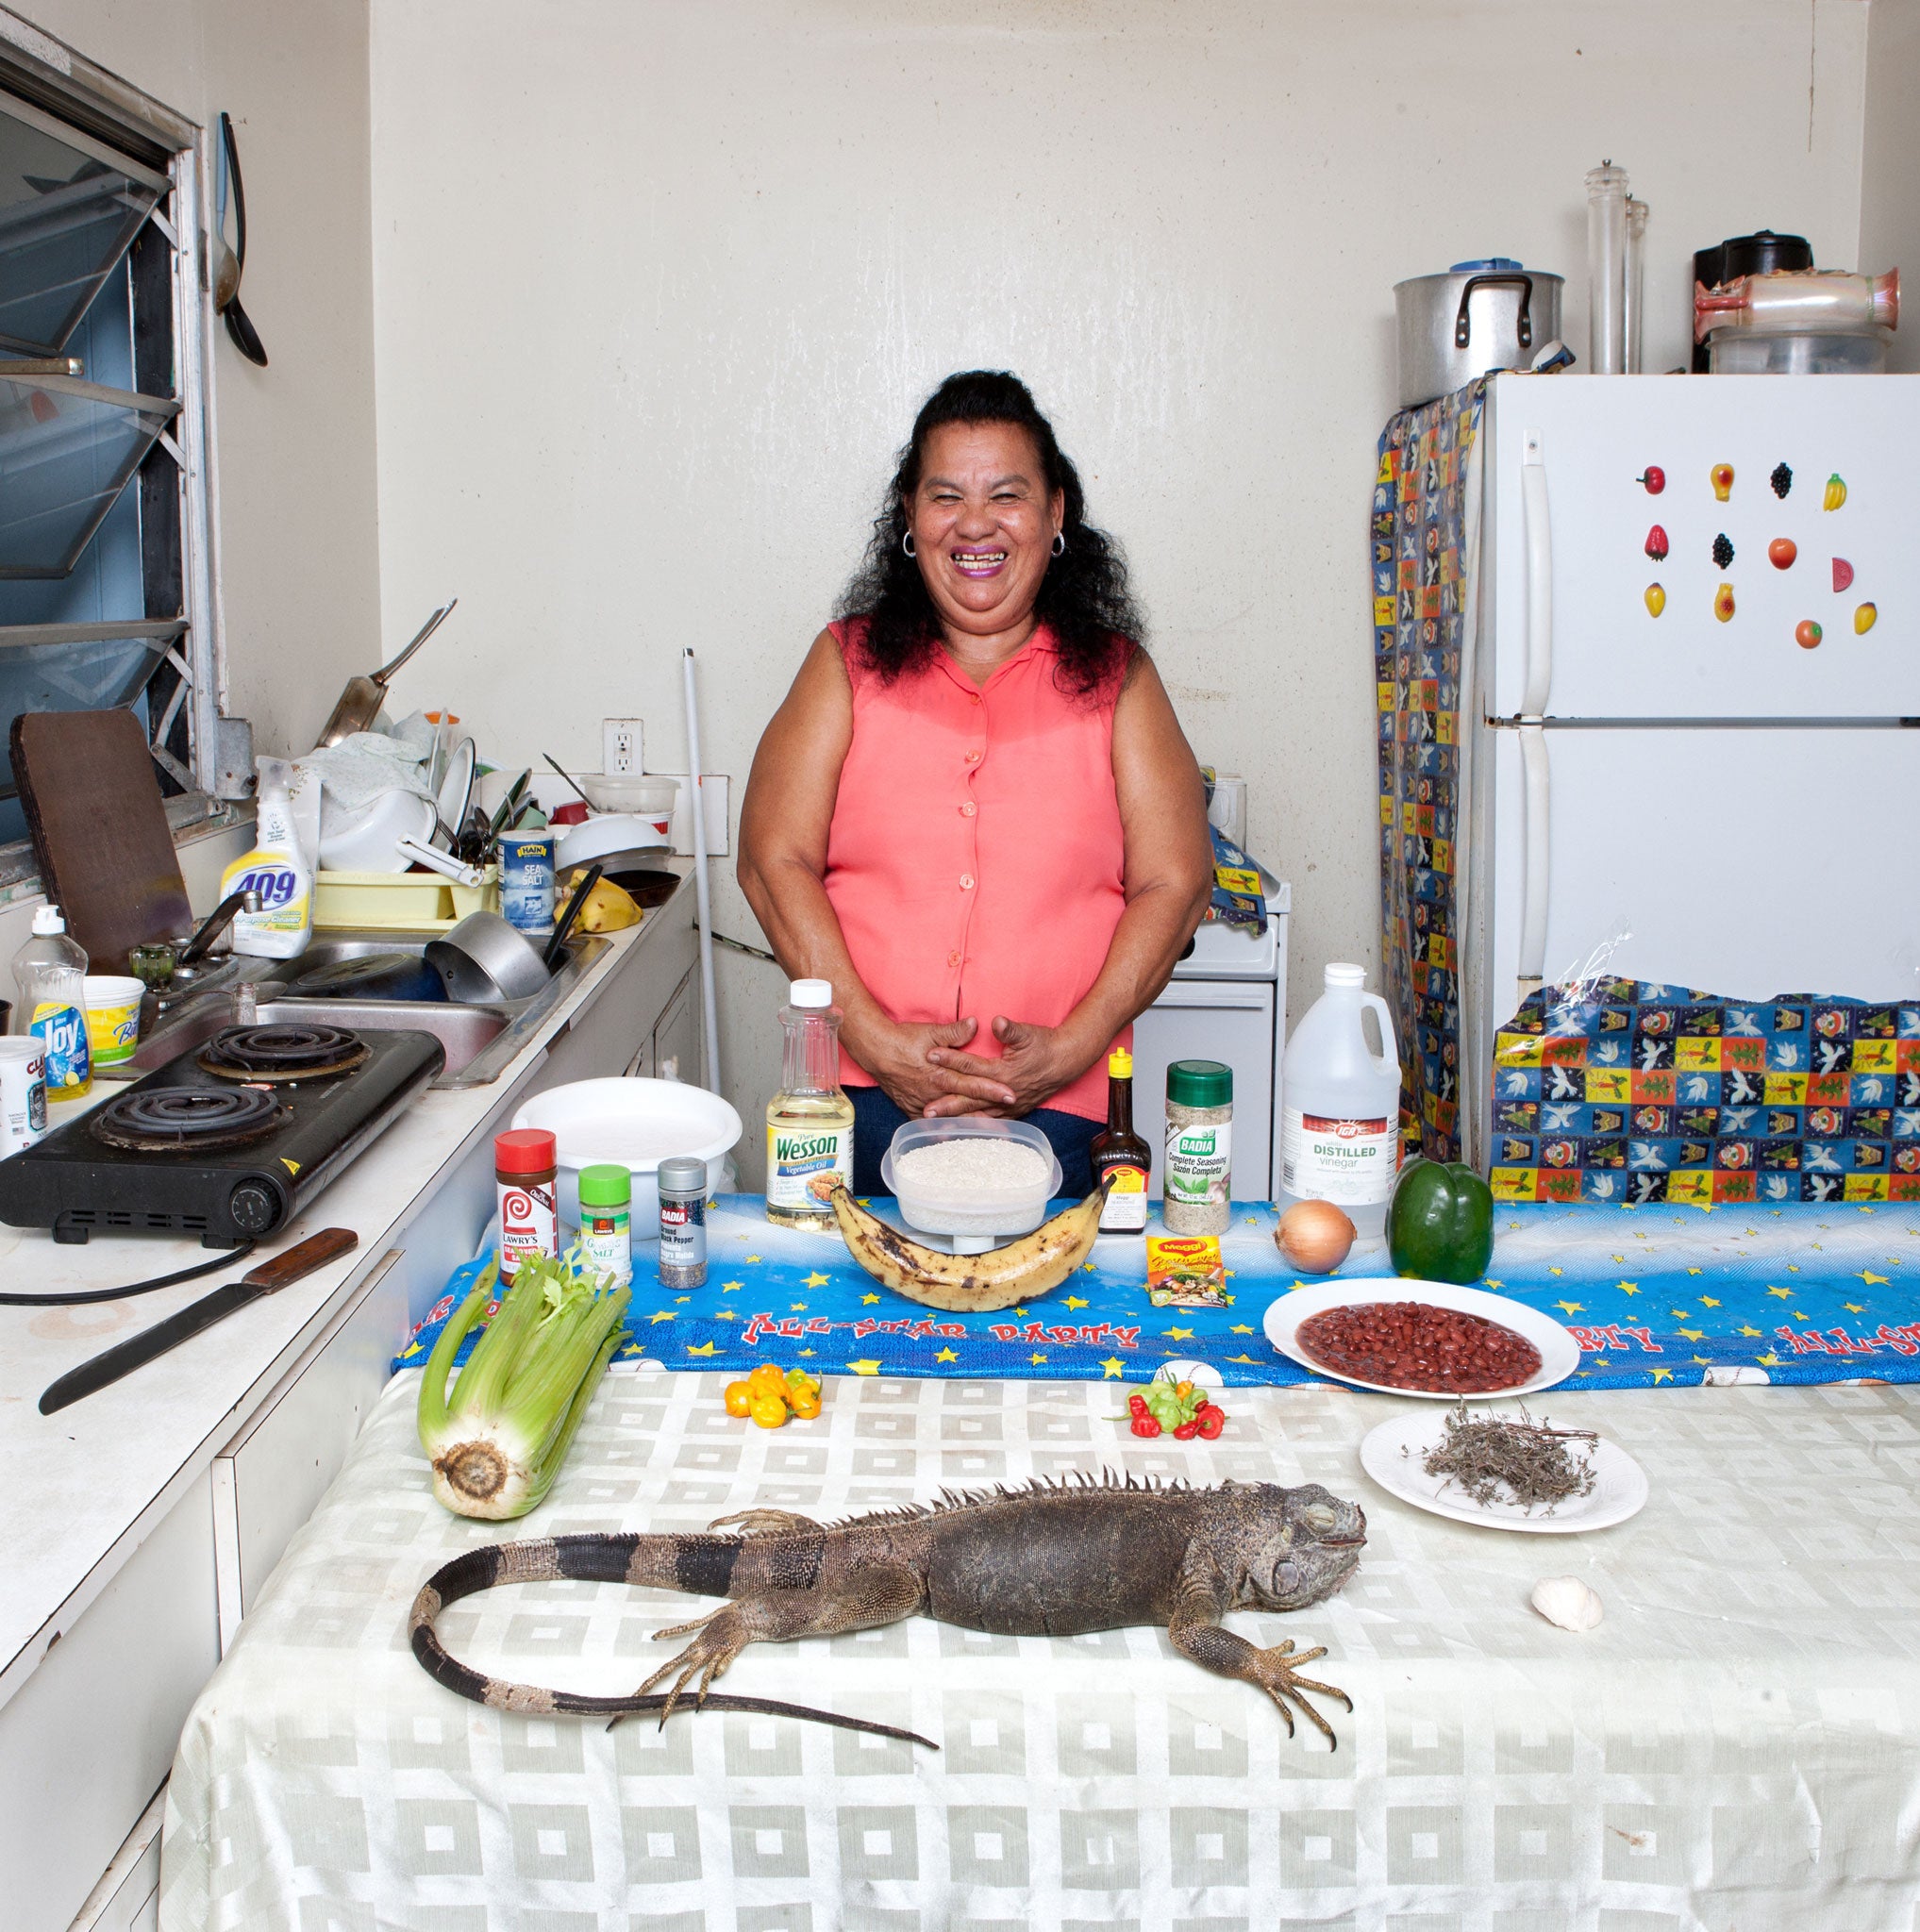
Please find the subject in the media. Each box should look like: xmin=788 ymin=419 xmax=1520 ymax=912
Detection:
xmin=1295 ymin=1302 xmax=1540 ymax=1394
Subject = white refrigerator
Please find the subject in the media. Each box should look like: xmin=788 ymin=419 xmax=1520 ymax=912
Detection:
xmin=1460 ymin=373 xmax=1920 ymax=1168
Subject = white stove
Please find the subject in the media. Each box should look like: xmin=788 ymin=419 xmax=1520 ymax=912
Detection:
xmin=1132 ymin=874 xmax=1290 ymax=1203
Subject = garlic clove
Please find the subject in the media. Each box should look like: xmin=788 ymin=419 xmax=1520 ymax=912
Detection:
xmin=1530 ymin=1575 xmax=1604 ymax=1632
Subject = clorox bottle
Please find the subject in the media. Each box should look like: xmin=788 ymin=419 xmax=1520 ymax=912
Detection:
xmin=221 ymin=759 xmax=313 ymax=958
xmin=1277 ymin=962 xmax=1402 ymax=1238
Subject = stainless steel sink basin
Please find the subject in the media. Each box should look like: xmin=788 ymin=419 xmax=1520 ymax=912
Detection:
xmin=128 ymin=928 xmax=609 ymax=1088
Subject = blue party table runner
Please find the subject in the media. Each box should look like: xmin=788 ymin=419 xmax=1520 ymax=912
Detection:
xmin=395 ymin=1194 xmax=1920 ymax=1392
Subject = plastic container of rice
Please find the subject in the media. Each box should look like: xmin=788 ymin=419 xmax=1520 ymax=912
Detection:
xmin=882 ymin=1118 xmax=1060 ymax=1240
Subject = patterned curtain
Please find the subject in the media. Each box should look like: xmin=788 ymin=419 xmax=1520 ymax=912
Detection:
xmin=1374 ymin=380 xmax=1486 ymax=1163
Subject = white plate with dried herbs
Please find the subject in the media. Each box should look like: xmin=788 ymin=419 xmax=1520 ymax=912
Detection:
xmin=1358 ymin=1405 xmax=1649 ymax=1534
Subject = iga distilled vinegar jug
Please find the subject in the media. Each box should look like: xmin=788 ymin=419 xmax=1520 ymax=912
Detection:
xmin=1276 ymin=962 xmax=1402 ymax=1238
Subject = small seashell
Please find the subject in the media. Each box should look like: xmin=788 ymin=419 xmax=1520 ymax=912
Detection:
xmin=1530 ymin=1575 xmax=1604 ymax=1632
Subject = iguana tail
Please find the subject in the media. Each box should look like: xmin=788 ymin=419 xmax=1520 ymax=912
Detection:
xmin=408 ymin=1534 xmax=935 ymax=1747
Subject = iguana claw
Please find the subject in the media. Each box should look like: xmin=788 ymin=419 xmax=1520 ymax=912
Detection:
xmin=1246 ymin=1639 xmax=1352 ymax=1747
xmin=638 ymin=1605 xmax=748 ymax=1724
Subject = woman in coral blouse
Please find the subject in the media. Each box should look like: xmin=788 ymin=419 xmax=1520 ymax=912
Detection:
xmin=739 ymin=370 xmax=1213 ymax=1193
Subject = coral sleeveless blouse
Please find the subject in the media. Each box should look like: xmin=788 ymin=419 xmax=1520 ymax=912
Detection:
xmin=825 ymin=619 xmax=1128 ymax=1123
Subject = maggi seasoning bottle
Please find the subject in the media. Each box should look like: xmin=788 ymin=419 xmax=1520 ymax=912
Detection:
xmin=764 ymin=978 xmax=854 ymax=1228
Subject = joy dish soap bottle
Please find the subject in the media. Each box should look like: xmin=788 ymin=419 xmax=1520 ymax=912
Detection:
xmin=11 ymin=906 xmax=90 ymax=1100
xmin=764 ymin=978 xmax=854 ymax=1229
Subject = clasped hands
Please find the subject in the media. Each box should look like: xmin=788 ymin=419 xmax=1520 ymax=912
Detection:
xmin=866 ymin=1015 xmax=1092 ymax=1119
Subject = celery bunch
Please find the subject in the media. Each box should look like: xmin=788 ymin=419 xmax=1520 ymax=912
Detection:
xmin=416 ymin=1253 xmax=630 ymax=1519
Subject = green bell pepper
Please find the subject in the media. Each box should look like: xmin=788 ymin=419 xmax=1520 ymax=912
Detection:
xmin=1387 ymin=1157 xmax=1494 ymax=1284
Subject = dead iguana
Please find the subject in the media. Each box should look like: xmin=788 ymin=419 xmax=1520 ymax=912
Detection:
xmin=409 ymin=1472 xmax=1366 ymax=1748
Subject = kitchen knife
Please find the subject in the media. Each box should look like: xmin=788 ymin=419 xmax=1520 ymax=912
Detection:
xmin=38 ymin=1229 xmax=359 ymax=1417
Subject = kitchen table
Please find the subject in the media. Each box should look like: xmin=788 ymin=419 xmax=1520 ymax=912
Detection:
xmin=159 ymin=1364 xmax=1920 ymax=1928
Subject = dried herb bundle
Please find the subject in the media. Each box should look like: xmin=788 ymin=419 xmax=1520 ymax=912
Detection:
xmin=1418 ymin=1403 xmax=1598 ymax=1514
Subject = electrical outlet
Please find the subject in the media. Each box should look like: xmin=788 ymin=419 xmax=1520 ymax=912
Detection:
xmin=602 ymin=718 xmax=643 ymax=776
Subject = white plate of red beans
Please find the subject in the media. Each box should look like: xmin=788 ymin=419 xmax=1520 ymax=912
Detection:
xmin=1261 ymin=1279 xmax=1580 ymax=1400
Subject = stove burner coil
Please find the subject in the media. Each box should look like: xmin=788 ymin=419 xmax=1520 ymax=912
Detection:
xmin=93 ymin=1084 xmax=285 ymax=1151
xmin=199 ymin=1023 xmax=369 ymax=1082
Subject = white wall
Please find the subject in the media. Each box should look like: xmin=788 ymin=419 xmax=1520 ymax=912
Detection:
xmin=366 ymin=0 xmax=1868 ymax=1181
xmin=21 ymin=0 xmax=381 ymax=756
xmin=1860 ymin=0 xmax=1920 ymax=373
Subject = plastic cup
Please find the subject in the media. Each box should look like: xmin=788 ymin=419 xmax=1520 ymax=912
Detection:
xmin=83 ymin=974 xmax=145 ymax=1067
xmin=0 ymin=1036 xmax=48 ymax=1151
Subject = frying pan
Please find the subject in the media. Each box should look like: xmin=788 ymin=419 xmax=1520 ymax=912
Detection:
xmin=288 ymin=953 xmax=442 ymax=1001
xmin=316 ymin=600 xmax=458 ymax=748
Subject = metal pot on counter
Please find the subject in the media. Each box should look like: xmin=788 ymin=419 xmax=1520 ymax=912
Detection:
xmin=1393 ymin=258 xmax=1564 ymax=408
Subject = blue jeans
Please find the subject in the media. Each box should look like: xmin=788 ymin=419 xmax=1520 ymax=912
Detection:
xmin=849 ymin=1086 xmax=1099 ymax=1197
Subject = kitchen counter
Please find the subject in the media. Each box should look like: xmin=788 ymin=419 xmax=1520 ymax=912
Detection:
xmin=0 ymin=864 xmax=702 ymax=1932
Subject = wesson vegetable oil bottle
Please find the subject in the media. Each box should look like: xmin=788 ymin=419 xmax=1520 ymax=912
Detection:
xmin=765 ymin=978 xmax=854 ymax=1229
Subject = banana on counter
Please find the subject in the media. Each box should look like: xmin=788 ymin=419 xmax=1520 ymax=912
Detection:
xmin=826 ymin=1177 xmax=1108 ymax=1312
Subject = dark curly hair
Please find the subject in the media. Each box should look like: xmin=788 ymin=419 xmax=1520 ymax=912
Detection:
xmin=835 ymin=370 xmax=1144 ymax=696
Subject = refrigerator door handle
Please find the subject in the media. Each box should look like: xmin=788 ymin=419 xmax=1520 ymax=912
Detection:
xmin=1517 ymin=721 xmax=1549 ymax=1003
xmin=1520 ymin=426 xmax=1552 ymax=715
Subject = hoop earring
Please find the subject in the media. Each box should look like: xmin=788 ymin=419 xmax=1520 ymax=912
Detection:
xmin=1051 ymin=530 xmax=1066 ymax=558
xmin=901 ymin=531 xmax=917 ymax=559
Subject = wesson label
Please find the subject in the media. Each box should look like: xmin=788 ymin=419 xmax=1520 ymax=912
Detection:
xmin=1279 ymin=1108 xmax=1397 ymax=1205
xmin=766 ymin=1122 xmax=853 ymax=1208
xmin=1164 ymin=1121 xmax=1231 ymax=1202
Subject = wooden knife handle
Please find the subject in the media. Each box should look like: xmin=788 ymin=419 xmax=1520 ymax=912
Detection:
xmin=242 ymin=1227 xmax=359 ymax=1291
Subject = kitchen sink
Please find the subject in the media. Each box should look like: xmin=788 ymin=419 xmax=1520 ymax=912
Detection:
xmin=126 ymin=928 xmax=609 ymax=1088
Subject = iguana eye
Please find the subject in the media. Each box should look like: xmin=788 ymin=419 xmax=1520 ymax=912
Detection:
xmin=1301 ymin=1504 xmax=1339 ymax=1533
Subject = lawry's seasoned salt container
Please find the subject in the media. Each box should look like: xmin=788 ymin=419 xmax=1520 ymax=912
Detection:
xmin=1276 ymin=962 xmax=1402 ymax=1239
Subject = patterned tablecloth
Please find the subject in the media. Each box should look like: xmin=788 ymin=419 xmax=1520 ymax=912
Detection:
xmin=160 ymin=1366 xmax=1920 ymax=1928
xmin=399 ymin=1196 xmax=1920 ymax=1392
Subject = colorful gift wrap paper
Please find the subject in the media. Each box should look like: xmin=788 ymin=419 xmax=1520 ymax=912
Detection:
xmin=395 ymin=1194 xmax=1920 ymax=1393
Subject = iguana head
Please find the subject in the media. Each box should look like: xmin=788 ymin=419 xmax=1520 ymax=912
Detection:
xmin=1225 ymin=1482 xmax=1367 ymax=1610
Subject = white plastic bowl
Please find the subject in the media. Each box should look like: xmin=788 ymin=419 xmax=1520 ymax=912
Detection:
xmin=557 ymin=811 xmax=668 ymax=874
xmin=882 ymin=1117 xmax=1060 ymax=1240
xmin=512 ymin=1077 xmax=743 ymax=1238
xmin=580 ymin=774 xmax=678 ymax=816
xmin=317 ymin=789 xmax=437 ymax=873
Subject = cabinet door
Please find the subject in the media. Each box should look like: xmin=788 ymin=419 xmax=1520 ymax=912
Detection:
xmin=652 ymin=966 xmax=698 ymax=1082
xmin=210 ymin=1248 xmax=409 ymax=1646
xmin=0 ymin=1474 xmax=217 ymax=1932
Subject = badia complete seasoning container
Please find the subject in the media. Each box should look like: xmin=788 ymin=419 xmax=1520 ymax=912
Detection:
xmin=1162 ymin=1059 xmax=1232 ymax=1235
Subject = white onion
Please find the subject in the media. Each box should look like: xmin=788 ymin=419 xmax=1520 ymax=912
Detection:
xmin=1276 ymin=1200 xmax=1357 ymax=1274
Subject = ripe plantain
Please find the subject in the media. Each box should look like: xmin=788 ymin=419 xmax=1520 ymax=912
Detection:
xmin=826 ymin=1178 xmax=1108 ymax=1312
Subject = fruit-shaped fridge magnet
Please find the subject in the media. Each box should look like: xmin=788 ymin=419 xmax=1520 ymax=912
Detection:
xmin=1645 ymin=525 xmax=1669 ymax=561
xmin=1645 ymin=583 xmax=1665 ymax=617
xmin=1714 ymin=583 xmax=1736 ymax=623
xmin=1768 ymin=538 xmax=1796 ymax=570
xmin=1832 ymin=558 xmax=1854 ymax=591
xmin=1711 ymin=533 xmax=1735 ymax=569
xmin=1795 ymin=619 xmax=1823 ymax=649
xmin=1823 ymin=473 xmax=1847 ymax=510
xmin=1711 ymin=463 xmax=1734 ymax=502
xmin=1637 ymin=466 xmax=1665 ymax=494
xmin=1856 ymin=602 xmax=1878 ymax=634
xmin=1771 ymin=462 xmax=1793 ymax=498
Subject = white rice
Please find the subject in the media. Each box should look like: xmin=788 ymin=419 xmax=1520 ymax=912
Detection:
xmin=895 ymin=1137 xmax=1050 ymax=1199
